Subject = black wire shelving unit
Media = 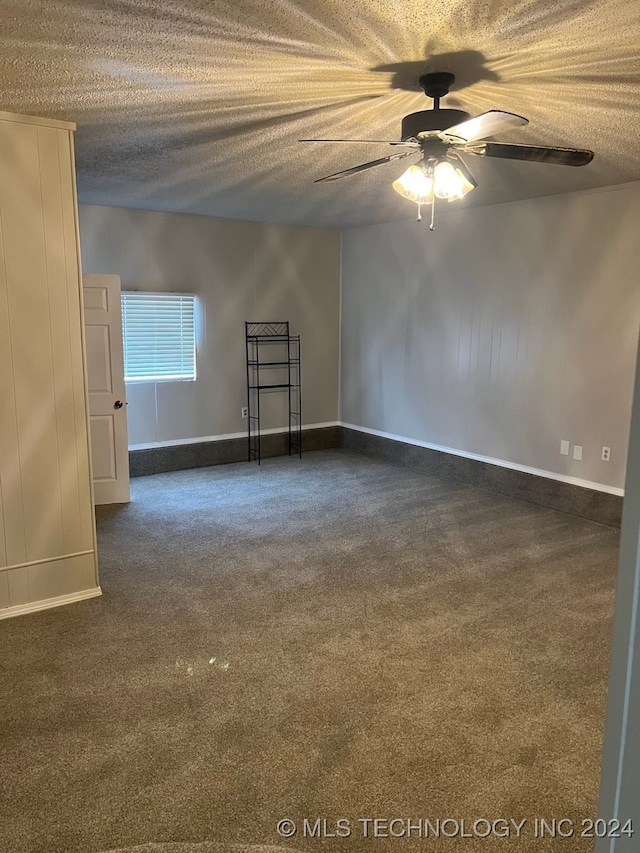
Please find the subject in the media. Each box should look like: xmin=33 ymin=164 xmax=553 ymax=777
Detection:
xmin=245 ymin=321 xmax=302 ymax=464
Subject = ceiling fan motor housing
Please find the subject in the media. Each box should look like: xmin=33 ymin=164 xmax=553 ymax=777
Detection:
xmin=401 ymin=109 xmax=471 ymax=140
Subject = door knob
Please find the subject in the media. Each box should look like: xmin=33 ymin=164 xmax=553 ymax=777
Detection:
xmin=114 ymin=400 xmax=124 ymax=409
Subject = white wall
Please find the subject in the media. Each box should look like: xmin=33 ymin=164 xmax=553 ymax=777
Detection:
xmin=341 ymin=182 xmax=640 ymax=491
xmin=596 ymin=333 xmax=640 ymax=851
xmin=78 ymin=205 xmax=341 ymax=447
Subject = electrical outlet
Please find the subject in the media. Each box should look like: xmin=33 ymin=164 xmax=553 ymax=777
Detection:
xmin=560 ymin=440 xmax=570 ymax=455
xmin=241 ymin=407 xmax=248 ymax=418
xmin=573 ymin=445 xmax=583 ymax=461
xmin=602 ymin=446 xmax=611 ymax=462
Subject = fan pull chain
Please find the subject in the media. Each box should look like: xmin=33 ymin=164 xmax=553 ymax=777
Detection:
xmin=416 ymin=203 xmax=422 ymax=222
xmin=429 ymin=199 xmax=436 ymax=231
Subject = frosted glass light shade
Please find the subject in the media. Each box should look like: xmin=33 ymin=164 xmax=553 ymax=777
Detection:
xmin=393 ymin=155 xmax=476 ymax=207
xmin=433 ymin=159 xmax=476 ymax=199
xmin=392 ymin=164 xmax=434 ymax=204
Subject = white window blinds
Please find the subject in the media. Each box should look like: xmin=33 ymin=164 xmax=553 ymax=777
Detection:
xmin=121 ymin=292 xmax=196 ymax=382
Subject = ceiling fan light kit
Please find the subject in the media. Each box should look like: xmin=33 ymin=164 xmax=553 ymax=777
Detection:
xmin=301 ymin=71 xmax=594 ymax=231
xmin=392 ymin=155 xmax=477 ymax=227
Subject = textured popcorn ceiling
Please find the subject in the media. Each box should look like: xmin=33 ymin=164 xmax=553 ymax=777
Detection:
xmin=0 ymin=0 xmax=638 ymax=227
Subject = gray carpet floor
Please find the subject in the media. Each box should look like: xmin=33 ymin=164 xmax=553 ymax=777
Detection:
xmin=0 ymin=450 xmax=620 ymax=853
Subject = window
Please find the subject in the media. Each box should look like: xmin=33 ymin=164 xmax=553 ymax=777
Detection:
xmin=121 ymin=292 xmax=197 ymax=382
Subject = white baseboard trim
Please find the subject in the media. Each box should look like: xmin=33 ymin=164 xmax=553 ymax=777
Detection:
xmin=128 ymin=421 xmax=339 ymax=451
xmin=340 ymin=421 xmax=624 ymax=497
xmin=0 ymin=586 xmax=102 ymax=621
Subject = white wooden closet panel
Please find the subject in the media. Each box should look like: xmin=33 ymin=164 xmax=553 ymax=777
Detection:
xmin=0 ymin=111 xmax=99 ymax=618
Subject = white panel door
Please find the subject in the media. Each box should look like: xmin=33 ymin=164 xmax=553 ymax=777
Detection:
xmin=83 ymin=274 xmax=130 ymax=504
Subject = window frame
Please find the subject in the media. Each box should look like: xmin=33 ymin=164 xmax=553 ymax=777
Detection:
xmin=120 ymin=291 xmax=198 ymax=384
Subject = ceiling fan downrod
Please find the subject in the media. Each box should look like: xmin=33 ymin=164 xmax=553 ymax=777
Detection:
xmin=419 ymin=71 xmax=456 ymax=110
xmin=401 ymin=72 xmax=470 ymax=140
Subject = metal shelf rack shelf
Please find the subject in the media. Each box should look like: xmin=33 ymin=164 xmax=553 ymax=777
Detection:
xmin=245 ymin=321 xmax=302 ymax=464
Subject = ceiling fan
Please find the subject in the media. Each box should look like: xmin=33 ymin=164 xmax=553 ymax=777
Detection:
xmin=300 ymin=72 xmax=594 ymax=229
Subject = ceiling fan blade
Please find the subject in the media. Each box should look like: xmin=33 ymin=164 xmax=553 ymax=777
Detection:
xmin=442 ymin=110 xmax=528 ymax=143
xmin=473 ymin=141 xmax=594 ymax=166
xmin=300 ymin=138 xmax=418 ymax=147
xmin=314 ymin=150 xmax=416 ymax=183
